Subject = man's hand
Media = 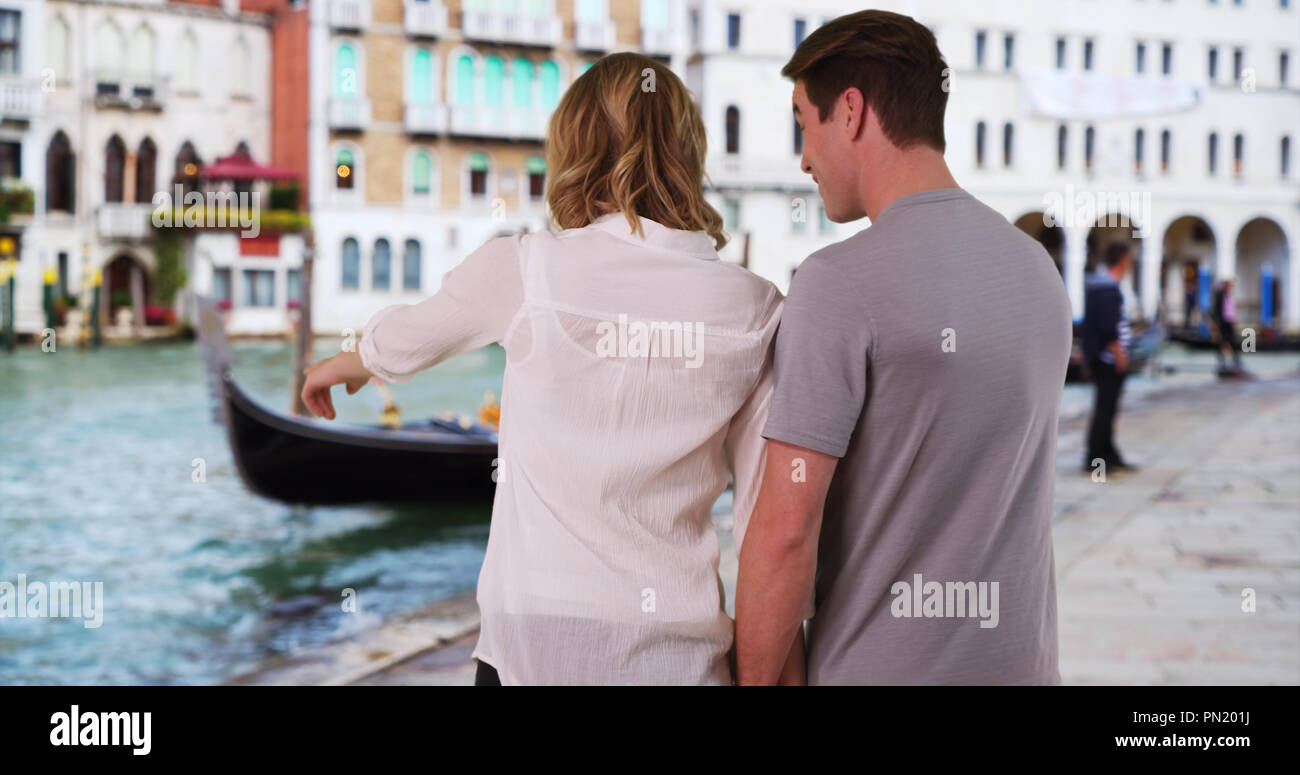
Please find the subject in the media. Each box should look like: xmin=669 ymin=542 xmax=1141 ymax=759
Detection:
xmin=736 ymin=440 xmax=837 ymax=685
xmin=1107 ymin=341 xmax=1129 ymax=373
xmin=301 ymin=351 xmax=372 ymax=420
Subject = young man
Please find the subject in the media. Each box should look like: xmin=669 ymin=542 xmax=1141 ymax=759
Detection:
xmin=1082 ymin=242 xmax=1136 ymax=472
xmin=735 ymin=10 xmax=1072 ymax=685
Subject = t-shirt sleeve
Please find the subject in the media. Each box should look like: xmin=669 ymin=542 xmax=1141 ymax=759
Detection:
xmin=761 ymin=254 xmax=872 ymax=458
xmin=358 ymin=233 xmax=524 ymax=384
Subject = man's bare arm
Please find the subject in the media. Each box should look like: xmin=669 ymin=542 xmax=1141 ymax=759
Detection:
xmin=736 ymin=439 xmax=838 ymax=685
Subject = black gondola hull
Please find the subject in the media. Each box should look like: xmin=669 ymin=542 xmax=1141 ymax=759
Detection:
xmin=222 ymin=373 xmax=499 ymax=505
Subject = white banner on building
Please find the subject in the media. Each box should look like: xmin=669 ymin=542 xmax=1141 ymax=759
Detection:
xmin=1020 ymin=71 xmax=1203 ymax=120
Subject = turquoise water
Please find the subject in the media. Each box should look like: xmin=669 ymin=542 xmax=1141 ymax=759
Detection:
xmin=0 ymin=339 xmax=504 ymax=685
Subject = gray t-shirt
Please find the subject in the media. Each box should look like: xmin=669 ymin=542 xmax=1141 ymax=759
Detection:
xmin=762 ymin=187 xmax=1071 ymax=685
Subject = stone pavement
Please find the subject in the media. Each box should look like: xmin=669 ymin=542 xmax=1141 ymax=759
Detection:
xmin=1052 ymin=376 xmax=1299 ymax=685
xmin=230 ymin=375 xmax=1300 ymax=686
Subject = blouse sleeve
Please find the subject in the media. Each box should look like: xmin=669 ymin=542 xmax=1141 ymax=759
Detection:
xmin=358 ymin=233 xmax=525 ymax=384
xmin=724 ymin=296 xmax=814 ymax=621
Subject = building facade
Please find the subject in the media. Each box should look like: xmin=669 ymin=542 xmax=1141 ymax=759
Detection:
xmin=6 ymin=0 xmax=1297 ymax=340
xmin=686 ymin=0 xmax=1299 ymax=331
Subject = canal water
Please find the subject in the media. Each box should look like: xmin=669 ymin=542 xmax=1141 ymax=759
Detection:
xmin=1 ymin=338 xmax=1295 ymax=684
xmin=1 ymin=339 xmax=503 ymax=685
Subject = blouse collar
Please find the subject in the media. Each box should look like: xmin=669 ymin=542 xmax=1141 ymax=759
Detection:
xmin=588 ymin=212 xmax=719 ymax=259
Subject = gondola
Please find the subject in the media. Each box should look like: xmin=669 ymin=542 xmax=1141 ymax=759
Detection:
xmin=197 ymin=297 xmax=499 ymax=505
xmin=1167 ymin=325 xmax=1300 ymax=352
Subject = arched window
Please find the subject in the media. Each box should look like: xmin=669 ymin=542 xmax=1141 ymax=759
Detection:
xmin=1232 ymin=133 xmax=1244 ymax=176
xmin=1134 ymin=128 xmax=1145 ymax=174
xmin=975 ymin=121 xmax=986 ymax=168
xmin=1283 ymin=136 xmax=1292 ymax=177
xmin=372 ymin=239 xmax=392 ymax=291
xmin=105 ymin=135 xmax=126 ymax=203
xmin=403 ymin=240 xmax=422 ymax=291
xmin=233 ymin=141 xmax=252 ymax=197
xmin=336 ymin=148 xmax=355 ymax=190
xmin=526 ymin=155 xmax=546 ymax=200
xmin=412 ymin=151 xmax=432 ymax=195
xmin=341 ymin=238 xmax=360 ymax=290
xmin=1084 ymin=125 xmax=1095 ymax=170
xmin=135 ymin=138 xmax=157 ymax=204
xmin=130 ymin=24 xmax=156 ymax=98
xmin=1208 ymin=132 xmax=1218 ymax=175
xmin=177 ymin=28 xmax=198 ymax=92
xmin=540 ymin=60 xmax=560 ymax=109
xmin=335 ymin=43 xmax=357 ymax=96
xmin=455 ymin=55 xmax=475 ymax=104
xmin=1056 ymin=124 xmax=1067 ymax=169
xmin=45 ymin=131 xmax=75 ymax=213
xmin=231 ymin=36 xmax=249 ymax=97
xmin=513 ymin=58 xmax=534 ymax=107
xmin=1002 ymin=122 xmax=1014 ymax=167
xmin=484 ymin=56 xmax=504 ymax=105
xmin=725 ymin=106 xmax=740 ymax=154
xmin=174 ymin=141 xmax=201 ymax=195
xmin=47 ymin=16 xmax=70 ymax=84
xmin=411 ymin=49 xmax=433 ymax=102
xmin=1160 ymin=129 xmax=1171 ymax=173
xmin=468 ymin=151 xmax=489 ymax=197
xmin=95 ymin=20 xmax=125 ymax=93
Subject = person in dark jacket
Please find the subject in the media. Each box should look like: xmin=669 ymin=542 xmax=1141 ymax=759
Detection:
xmin=1082 ymin=241 xmax=1136 ymax=473
xmin=1212 ymin=276 xmax=1242 ymax=371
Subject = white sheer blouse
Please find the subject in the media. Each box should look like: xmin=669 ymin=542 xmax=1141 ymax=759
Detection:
xmin=358 ymin=212 xmax=786 ymax=685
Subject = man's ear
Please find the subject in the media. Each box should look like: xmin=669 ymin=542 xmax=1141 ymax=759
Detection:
xmin=842 ymin=87 xmax=866 ymax=141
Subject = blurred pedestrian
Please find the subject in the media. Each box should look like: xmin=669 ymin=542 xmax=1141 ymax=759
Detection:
xmin=1182 ymin=263 xmax=1198 ymax=329
xmin=1083 ymin=241 xmax=1136 ymax=472
xmin=1212 ymin=275 xmax=1243 ymax=371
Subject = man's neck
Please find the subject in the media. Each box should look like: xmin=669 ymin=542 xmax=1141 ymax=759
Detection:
xmin=862 ymin=147 xmax=960 ymax=221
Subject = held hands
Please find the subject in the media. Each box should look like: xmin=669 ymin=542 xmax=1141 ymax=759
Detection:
xmin=301 ymin=351 xmax=373 ymax=420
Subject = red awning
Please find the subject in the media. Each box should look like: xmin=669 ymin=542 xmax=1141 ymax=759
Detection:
xmin=199 ymin=150 xmax=299 ymax=182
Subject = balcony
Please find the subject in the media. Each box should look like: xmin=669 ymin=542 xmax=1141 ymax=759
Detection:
xmin=404 ymin=0 xmax=448 ymax=38
xmin=330 ymin=0 xmax=371 ymax=31
xmin=448 ymin=104 xmax=546 ymax=141
xmin=0 ymin=78 xmax=41 ymax=122
xmin=462 ymin=11 xmax=562 ymax=48
xmin=575 ymin=19 xmax=616 ymax=52
xmin=329 ymin=96 xmax=372 ymax=131
xmin=93 ymin=70 xmax=168 ymax=111
xmin=97 ymin=203 xmax=154 ymax=241
xmin=405 ymin=101 xmax=449 ymax=135
xmin=641 ymin=26 xmax=678 ymax=56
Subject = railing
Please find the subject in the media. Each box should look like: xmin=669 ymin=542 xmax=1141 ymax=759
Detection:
xmin=462 ymin=11 xmax=562 ymax=47
xmin=575 ymin=19 xmax=616 ymax=52
xmin=404 ymin=0 xmax=449 ymax=37
xmin=448 ymin=104 xmax=546 ymax=141
xmin=404 ymin=101 xmax=449 ymax=134
xmin=330 ymin=0 xmax=372 ymax=31
xmin=0 ymin=78 xmax=41 ymax=120
xmin=93 ymin=70 xmax=168 ymax=110
xmin=329 ymin=96 xmax=372 ymax=131
xmin=97 ymin=203 xmax=155 ymax=240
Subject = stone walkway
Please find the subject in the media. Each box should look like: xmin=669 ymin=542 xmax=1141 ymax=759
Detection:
xmin=229 ymin=374 xmax=1300 ymax=685
xmin=1052 ymin=376 xmax=1299 ymax=684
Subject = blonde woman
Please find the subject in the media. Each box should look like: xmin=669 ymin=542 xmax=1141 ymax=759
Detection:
xmin=301 ymin=53 xmax=785 ymax=685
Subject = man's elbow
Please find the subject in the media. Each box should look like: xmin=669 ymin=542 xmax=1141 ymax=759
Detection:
xmin=746 ymin=506 xmax=819 ymax=567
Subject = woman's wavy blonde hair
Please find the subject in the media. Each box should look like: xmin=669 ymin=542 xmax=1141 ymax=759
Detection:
xmin=545 ymin=52 xmax=727 ymax=250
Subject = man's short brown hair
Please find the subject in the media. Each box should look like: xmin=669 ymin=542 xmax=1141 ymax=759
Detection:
xmin=782 ymin=10 xmax=949 ymax=152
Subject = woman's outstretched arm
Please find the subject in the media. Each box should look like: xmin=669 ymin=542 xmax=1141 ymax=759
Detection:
xmin=300 ymin=233 xmax=524 ymax=418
